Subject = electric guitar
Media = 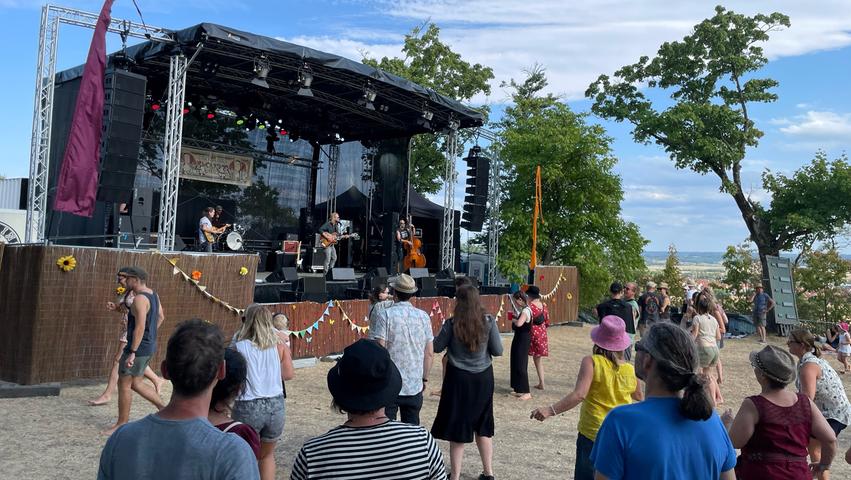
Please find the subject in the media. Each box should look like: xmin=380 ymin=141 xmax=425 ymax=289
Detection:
xmin=320 ymin=232 xmax=360 ymax=248
xmin=202 ymin=224 xmax=230 ymax=243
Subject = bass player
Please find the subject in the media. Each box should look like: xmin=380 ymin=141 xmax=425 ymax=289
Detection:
xmin=198 ymin=206 xmax=229 ymax=252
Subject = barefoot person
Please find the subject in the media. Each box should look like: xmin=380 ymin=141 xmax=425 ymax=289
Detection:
xmin=431 ymin=285 xmax=503 ymax=480
xmin=721 ymin=345 xmax=837 ymax=479
xmin=104 ymin=266 xmax=165 ymax=435
xmin=509 ymin=290 xmax=533 ymax=400
xmin=89 ymin=268 xmax=162 ymax=406
xmin=97 ymin=319 xmax=259 ymax=479
xmin=526 ymin=286 xmax=549 ymax=391
xmin=530 ymin=315 xmax=642 ymax=480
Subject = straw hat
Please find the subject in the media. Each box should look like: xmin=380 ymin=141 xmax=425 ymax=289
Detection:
xmin=749 ymin=345 xmax=796 ymax=385
xmin=390 ymin=274 xmax=417 ymax=294
xmin=590 ymin=315 xmax=632 ymax=352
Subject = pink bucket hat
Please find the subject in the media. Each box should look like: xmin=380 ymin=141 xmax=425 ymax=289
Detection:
xmin=591 ymin=315 xmax=632 ymax=352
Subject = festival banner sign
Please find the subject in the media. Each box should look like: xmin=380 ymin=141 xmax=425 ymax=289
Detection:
xmin=180 ymin=147 xmax=254 ymax=186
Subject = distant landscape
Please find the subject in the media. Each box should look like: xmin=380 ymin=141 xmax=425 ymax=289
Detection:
xmin=643 ymin=250 xmax=851 ymax=282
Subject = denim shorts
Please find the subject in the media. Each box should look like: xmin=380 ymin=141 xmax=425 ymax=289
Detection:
xmin=233 ymin=395 xmax=285 ymax=442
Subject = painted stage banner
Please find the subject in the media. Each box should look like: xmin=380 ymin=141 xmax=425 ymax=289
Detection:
xmin=180 ymin=148 xmax=254 ymax=186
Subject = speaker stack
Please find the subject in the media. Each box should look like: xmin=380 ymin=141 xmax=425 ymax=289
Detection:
xmin=98 ymin=70 xmax=147 ymax=205
xmin=326 ymin=268 xmax=359 ymax=300
xmin=462 ymin=146 xmax=490 ymax=232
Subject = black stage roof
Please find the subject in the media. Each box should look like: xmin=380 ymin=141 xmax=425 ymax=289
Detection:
xmin=56 ymin=23 xmax=485 ymax=143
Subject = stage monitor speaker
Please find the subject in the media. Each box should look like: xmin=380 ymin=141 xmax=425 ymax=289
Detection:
xmin=98 ymin=70 xmax=147 ymax=204
xmin=327 ymin=267 xmax=356 ymax=281
xmin=416 ymin=276 xmax=438 ymax=297
xmin=408 ymin=267 xmax=430 ymax=279
xmin=254 ymin=283 xmax=284 ymax=303
xmin=300 ymin=276 xmax=327 ymax=294
xmin=281 ymin=267 xmax=299 ymax=282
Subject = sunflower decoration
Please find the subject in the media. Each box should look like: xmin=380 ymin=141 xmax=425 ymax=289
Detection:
xmin=567 ymin=292 xmax=573 ymax=301
xmin=116 ymin=286 xmax=126 ymax=296
xmin=239 ymin=266 xmax=249 ymax=276
xmin=191 ymin=270 xmax=203 ymax=281
xmin=56 ymin=255 xmax=77 ymax=272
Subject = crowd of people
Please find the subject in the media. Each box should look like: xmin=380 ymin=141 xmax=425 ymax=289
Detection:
xmin=94 ymin=266 xmax=851 ymax=479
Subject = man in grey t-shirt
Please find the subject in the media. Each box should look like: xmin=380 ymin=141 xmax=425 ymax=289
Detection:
xmin=98 ymin=319 xmax=259 ymax=480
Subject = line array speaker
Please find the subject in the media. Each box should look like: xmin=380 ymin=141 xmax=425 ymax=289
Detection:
xmin=98 ymin=70 xmax=147 ymax=204
xmin=461 ymin=146 xmax=490 ymax=232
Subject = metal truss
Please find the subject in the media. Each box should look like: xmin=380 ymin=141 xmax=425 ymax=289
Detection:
xmin=156 ymin=54 xmax=188 ymax=251
xmin=141 ymin=134 xmax=317 ymax=169
xmin=325 ymin=144 xmax=340 ymax=218
xmin=440 ymin=128 xmax=460 ymax=271
xmin=26 ymin=4 xmax=173 ymax=243
xmin=471 ymin=128 xmax=502 ymax=285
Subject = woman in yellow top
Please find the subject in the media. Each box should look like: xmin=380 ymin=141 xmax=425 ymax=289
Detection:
xmin=531 ymin=315 xmax=643 ymax=480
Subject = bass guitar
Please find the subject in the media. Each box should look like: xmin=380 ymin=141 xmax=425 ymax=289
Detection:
xmin=403 ymin=227 xmax=426 ymax=270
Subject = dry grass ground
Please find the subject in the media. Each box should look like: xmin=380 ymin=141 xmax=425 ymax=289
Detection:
xmin=2 ymin=325 xmax=850 ymax=479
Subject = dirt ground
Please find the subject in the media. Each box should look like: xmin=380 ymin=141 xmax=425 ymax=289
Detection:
xmin=2 ymin=325 xmax=851 ymax=479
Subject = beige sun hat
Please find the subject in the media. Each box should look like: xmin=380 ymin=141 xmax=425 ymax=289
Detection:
xmin=390 ymin=274 xmax=418 ymax=294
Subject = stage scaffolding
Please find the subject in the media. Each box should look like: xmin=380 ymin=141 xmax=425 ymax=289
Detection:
xmin=27 ymin=4 xmax=173 ymax=245
xmin=477 ymin=128 xmax=502 ymax=286
xmin=440 ymin=125 xmax=460 ymax=271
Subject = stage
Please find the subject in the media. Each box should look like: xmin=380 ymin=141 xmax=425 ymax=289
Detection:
xmin=0 ymin=245 xmax=578 ymax=385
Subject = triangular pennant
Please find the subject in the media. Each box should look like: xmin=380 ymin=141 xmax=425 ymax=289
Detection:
xmin=313 ymin=321 xmax=320 ymax=329
xmin=172 ymin=266 xmax=180 ymax=275
xmin=198 ymin=286 xmax=207 ymax=292
xmin=323 ymin=308 xmax=330 ymax=317
xmin=350 ymin=323 xmax=357 ymax=331
xmin=327 ymin=300 xmax=334 ymax=308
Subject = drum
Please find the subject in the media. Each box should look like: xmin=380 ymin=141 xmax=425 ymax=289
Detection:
xmin=224 ymin=231 xmax=243 ymax=251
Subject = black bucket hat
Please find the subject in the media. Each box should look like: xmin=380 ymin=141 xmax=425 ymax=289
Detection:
xmin=327 ymin=339 xmax=402 ymax=412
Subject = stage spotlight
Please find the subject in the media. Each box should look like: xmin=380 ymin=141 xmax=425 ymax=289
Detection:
xmin=236 ymin=118 xmax=245 ymax=125
xmin=297 ymin=67 xmax=314 ymax=97
xmin=422 ymin=108 xmax=434 ymax=121
xmin=251 ymin=56 xmax=271 ymax=88
xmin=206 ymin=112 xmax=215 ymax=119
xmin=359 ymin=84 xmax=377 ymax=111
xmin=151 ymin=103 xmax=161 ymax=111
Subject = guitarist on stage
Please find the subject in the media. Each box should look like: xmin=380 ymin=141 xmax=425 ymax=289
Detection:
xmin=198 ymin=207 xmax=228 ymax=252
xmin=319 ymin=212 xmax=348 ymax=273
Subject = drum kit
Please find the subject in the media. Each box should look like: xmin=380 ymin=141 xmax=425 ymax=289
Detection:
xmin=217 ymin=224 xmax=246 ymax=251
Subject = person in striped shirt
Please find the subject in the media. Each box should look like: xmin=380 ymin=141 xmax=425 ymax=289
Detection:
xmin=290 ymin=340 xmax=447 ymax=480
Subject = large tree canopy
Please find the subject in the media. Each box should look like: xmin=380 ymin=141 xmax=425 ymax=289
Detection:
xmin=497 ymin=67 xmax=646 ymax=307
xmin=585 ymin=6 xmax=851 ymax=285
xmin=363 ymin=23 xmax=494 ymax=193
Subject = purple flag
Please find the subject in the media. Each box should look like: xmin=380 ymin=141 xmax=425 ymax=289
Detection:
xmin=53 ymin=0 xmax=115 ymax=217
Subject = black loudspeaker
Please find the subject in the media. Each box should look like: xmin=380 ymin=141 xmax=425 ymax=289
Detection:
xmin=376 ymin=138 xmax=408 ymax=212
xmin=416 ymin=276 xmax=438 ymax=297
xmin=98 ymin=70 xmax=146 ymax=204
xmin=327 ymin=281 xmax=358 ymax=300
xmin=131 ymin=187 xmax=154 ymax=217
xmin=327 ymin=267 xmax=356 ymax=281
xmin=300 ymin=276 xmax=327 ymax=294
xmin=408 ymin=267 xmax=430 ymax=279
xmin=461 ymin=146 xmax=490 ymax=232
xmin=435 ymin=268 xmax=456 ymax=280
xmin=267 ymin=250 xmax=297 ymax=273
xmin=119 ymin=215 xmax=152 ymax=235
xmin=254 ymin=283 xmax=284 ymax=303
xmin=375 ymin=267 xmax=389 ymax=277
xmin=382 ymin=212 xmax=399 ymax=272
xmin=281 ymin=267 xmax=299 ymax=282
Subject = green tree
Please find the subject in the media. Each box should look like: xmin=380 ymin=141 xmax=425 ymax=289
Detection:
xmin=586 ymin=7 xmax=851 ymax=287
xmin=795 ymin=247 xmax=851 ymax=324
xmin=363 ymin=23 xmax=494 ymax=193
xmin=239 ymin=179 xmax=297 ymax=238
xmin=720 ymin=243 xmax=761 ymax=313
xmin=496 ymin=67 xmax=647 ymax=308
xmin=654 ymin=244 xmax=685 ymax=299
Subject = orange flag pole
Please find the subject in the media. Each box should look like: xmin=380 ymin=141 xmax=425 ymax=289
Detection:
xmin=530 ymin=166 xmax=542 ymax=270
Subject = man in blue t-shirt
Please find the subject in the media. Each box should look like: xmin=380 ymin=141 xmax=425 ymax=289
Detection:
xmin=749 ymin=284 xmax=775 ymax=344
xmin=590 ymin=323 xmax=736 ymax=480
xmin=98 ymin=319 xmax=259 ymax=479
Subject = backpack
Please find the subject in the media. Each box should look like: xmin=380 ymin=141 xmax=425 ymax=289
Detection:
xmin=602 ymin=299 xmax=635 ymax=334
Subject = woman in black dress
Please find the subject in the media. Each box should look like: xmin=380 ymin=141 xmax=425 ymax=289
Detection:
xmin=431 ymin=285 xmax=503 ymax=480
xmin=510 ymin=290 xmax=533 ymax=400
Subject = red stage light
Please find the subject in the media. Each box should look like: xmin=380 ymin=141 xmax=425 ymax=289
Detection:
xmin=207 ymin=113 xmax=215 ymax=119
xmin=279 ymin=129 xmax=288 ymax=136
xmin=151 ymin=103 xmax=161 ymax=111
xmin=182 ymin=108 xmax=190 ymax=115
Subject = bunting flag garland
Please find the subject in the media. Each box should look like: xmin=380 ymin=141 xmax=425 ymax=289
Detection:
xmin=283 ymin=301 xmax=333 ymax=339
xmin=335 ymin=300 xmax=369 ymax=334
xmin=155 ymin=251 xmax=246 ymax=315
xmin=493 ymin=295 xmax=506 ymax=319
xmin=540 ymin=269 xmax=568 ymax=300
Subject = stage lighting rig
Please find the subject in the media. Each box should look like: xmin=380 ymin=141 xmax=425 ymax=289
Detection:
xmin=359 ymin=83 xmax=377 ymax=111
xmin=297 ymin=65 xmax=314 ymax=97
xmin=251 ymin=55 xmax=271 ymax=88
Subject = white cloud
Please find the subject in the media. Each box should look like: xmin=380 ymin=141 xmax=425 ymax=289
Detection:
xmin=277 ymin=35 xmax=403 ymax=64
xmin=314 ymin=0 xmax=851 ymax=101
xmin=778 ymin=111 xmax=851 ymax=139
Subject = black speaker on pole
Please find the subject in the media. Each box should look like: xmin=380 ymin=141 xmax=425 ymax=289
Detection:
xmin=461 ymin=146 xmax=490 ymax=232
xmin=98 ymin=70 xmax=147 ymax=204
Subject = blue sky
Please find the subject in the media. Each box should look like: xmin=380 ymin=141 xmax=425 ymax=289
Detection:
xmin=1 ymin=1 xmax=849 ymax=252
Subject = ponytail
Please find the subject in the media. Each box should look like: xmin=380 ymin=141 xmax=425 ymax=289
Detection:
xmin=679 ymin=373 xmax=713 ymax=421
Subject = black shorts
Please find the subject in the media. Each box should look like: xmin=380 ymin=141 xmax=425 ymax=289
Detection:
xmin=827 ymin=418 xmax=847 ymax=437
